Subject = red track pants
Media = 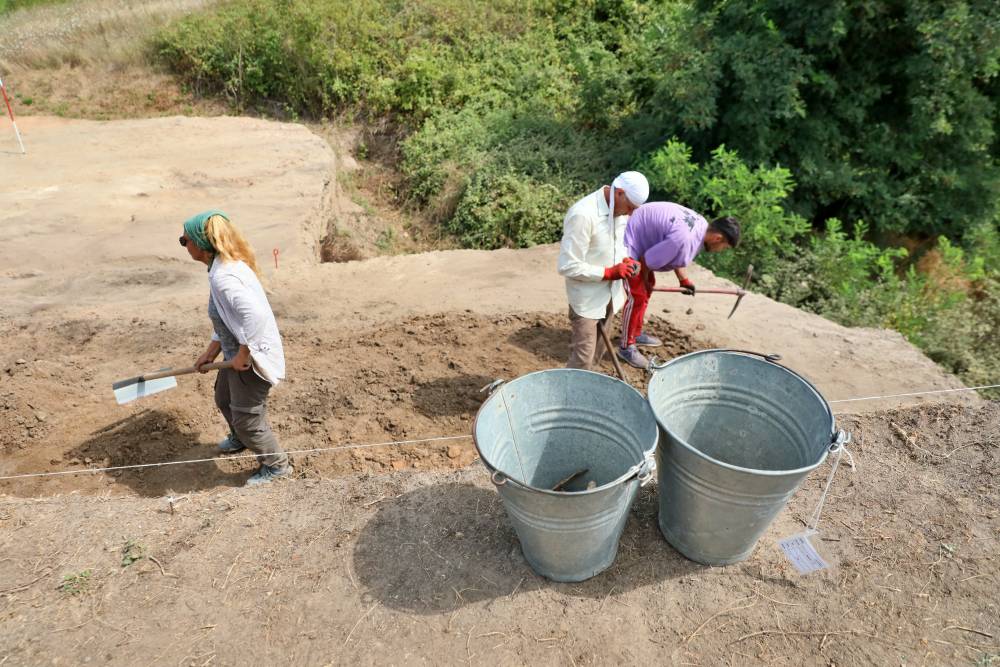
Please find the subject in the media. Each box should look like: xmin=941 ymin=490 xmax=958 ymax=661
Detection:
xmin=620 ymin=263 xmax=654 ymax=349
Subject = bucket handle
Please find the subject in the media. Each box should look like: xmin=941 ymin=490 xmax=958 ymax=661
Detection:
xmin=708 ymin=349 xmax=783 ymax=364
xmin=491 ymin=459 xmax=656 ymax=492
xmin=830 ymin=429 xmax=852 ymax=451
xmin=628 ymin=453 xmax=657 ymax=486
xmin=648 ymin=350 xmax=782 ymax=372
xmin=490 ymin=469 xmax=534 ymax=490
xmin=480 ymin=378 xmax=505 ymax=395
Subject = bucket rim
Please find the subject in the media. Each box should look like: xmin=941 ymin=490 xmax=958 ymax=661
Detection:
xmin=647 ymin=349 xmax=836 ymax=477
xmin=472 ymin=368 xmax=658 ymax=496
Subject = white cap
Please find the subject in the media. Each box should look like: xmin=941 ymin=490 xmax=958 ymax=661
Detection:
xmin=612 ymin=171 xmax=649 ymax=207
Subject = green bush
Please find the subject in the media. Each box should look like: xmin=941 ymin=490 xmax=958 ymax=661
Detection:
xmin=400 ymin=100 xmax=609 ymax=242
xmin=446 ymin=168 xmax=569 ymax=248
xmin=156 ymin=0 xmax=534 ymax=117
xmin=643 ymin=139 xmax=811 ymax=278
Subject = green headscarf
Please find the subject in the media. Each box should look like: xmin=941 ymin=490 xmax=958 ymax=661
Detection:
xmin=182 ymin=209 xmax=229 ymax=252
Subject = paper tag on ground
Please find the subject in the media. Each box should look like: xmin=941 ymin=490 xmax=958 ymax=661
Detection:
xmin=778 ymin=533 xmax=829 ymax=574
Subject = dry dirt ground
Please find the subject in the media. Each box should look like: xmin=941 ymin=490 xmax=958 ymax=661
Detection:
xmin=1 ymin=116 xmax=997 ymax=666
xmin=1 ymin=403 xmax=997 ymax=666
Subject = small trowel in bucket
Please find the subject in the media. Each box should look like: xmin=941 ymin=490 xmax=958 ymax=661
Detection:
xmin=112 ymin=361 xmax=233 ymax=405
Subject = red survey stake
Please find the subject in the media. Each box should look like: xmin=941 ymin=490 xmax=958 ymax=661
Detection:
xmin=0 ymin=76 xmax=26 ymax=154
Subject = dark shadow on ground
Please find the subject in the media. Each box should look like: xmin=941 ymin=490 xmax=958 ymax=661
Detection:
xmin=411 ymin=375 xmax=495 ymax=418
xmin=352 ymin=482 xmax=704 ymax=614
xmin=66 ymin=409 xmax=244 ymax=497
xmin=507 ymin=321 xmax=571 ymax=363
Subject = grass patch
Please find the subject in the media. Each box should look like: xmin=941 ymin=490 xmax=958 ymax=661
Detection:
xmin=120 ymin=539 xmax=144 ymax=568
xmin=0 ymin=0 xmax=224 ymax=120
xmin=58 ymin=569 xmax=93 ymax=596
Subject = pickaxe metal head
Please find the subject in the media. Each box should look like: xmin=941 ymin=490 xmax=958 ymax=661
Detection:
xmin=726 ymin=264 xmax=754 ymax=320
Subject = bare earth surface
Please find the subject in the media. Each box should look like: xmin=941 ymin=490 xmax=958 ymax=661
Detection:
xmin=1 ymin=116 xmax=997 ymax=666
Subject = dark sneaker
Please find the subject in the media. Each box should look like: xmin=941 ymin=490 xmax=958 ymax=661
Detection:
xmin=617 ymin=345 xmax=650 ymax=369
xmin=217 ymin=433 xmax=246 ymax=454
xmin=245 ymin=464 xmax=294 ymax=487
xmin=635 ymin=332 xmax=663 ymax=347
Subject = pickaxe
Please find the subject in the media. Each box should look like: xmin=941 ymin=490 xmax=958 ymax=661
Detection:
xmin=653 ymin=264 xmax=754 ymax=319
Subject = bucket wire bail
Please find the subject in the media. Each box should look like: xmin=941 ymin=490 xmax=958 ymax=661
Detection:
xmin=632 ymin=451 xmax=657 ymax=486
xmin=648 ymin=350 xmax=783 ymax=373
xmin=805 ymin=430 xmax=854 ymax=536
xmin=479 ymin=378 xmax=529 ymax=487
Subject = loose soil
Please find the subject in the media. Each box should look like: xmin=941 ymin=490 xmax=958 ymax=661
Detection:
xmin=0 ymin=311 xmax=694 ymax=499
xmin=1 ymin=402 xmax=996 ymax=665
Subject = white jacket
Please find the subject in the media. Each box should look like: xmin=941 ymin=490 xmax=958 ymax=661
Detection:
xmin=208 ymin=257 xmax=286 ymax=386
xmin=556 ymin=188 xmax=628 ymax=319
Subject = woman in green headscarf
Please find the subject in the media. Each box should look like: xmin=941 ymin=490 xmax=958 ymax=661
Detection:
xmin=181 ymin=210 xmax=292 ymax=487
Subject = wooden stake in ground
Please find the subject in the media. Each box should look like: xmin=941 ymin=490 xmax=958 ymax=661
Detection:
xmin=0 ymin=76 xmax=26 ymax=154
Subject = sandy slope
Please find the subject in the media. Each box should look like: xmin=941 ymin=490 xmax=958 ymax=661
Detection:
xmin=0 ymin=115 xmax=333 ymax=315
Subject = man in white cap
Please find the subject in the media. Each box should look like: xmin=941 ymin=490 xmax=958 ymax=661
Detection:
xmin=557 ymin=171 xmax=649 ymax=370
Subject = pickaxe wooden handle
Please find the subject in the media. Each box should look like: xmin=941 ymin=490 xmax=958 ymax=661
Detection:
xmin=652 ymin=264 xmax=754 ymax=319
xmin=654 ymin=287 xmax=746 ymax=296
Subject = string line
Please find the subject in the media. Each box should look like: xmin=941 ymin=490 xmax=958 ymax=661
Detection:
xmin=828 ymin=383 xmax=999 ymax=404
xmin=0 ymin=435 xmax=472 ymax=481
xmin=0 ymin=382 xmax=994 ymax=482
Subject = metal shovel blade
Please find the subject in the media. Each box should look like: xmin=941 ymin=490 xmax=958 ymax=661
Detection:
xmin=113 ymin=376 xmax=177 ymax=405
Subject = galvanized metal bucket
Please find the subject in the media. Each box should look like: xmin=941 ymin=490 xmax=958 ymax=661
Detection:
xmin=474 ymin=369 xmax=658 ymax=582
xmin=647 ymin=350 xmax=845 ymax=566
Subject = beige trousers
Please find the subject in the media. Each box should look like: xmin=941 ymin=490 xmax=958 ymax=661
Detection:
xmin=566 ymin=302 xmax=614 ymax=371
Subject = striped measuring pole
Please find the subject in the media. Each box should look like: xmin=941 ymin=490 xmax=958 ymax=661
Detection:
xmin=0 ymin=76 xmax=26 ymax=154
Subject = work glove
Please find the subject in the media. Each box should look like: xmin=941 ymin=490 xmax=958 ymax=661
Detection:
xmin=680 ymin=278 xmax=696 ymax=296
xmin=603 ymin=258 xmax=640 ymax=281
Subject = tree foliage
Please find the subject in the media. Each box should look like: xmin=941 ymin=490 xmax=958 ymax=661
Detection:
xmin=643 ymin=0 xmax=1000 ymax=239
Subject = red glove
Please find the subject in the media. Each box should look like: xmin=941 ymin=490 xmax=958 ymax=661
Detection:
xmin=680 ymin=278 xmax=696 ymax=296
xmin=603 ymin=258 xmax=640 ymax=281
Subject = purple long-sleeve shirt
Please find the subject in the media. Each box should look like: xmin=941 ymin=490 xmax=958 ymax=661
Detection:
xmin=624 ymin=202 xmax=708 ymax=271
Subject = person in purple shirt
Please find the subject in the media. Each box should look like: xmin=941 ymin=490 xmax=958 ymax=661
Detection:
xmin=618 ymin=202 xmax=741 ymax=368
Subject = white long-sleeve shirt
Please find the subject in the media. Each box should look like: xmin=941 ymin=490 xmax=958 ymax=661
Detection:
xmin=556 ymin=187 xmax=629 ymax=319
xmin=208 ymin=257 xmax=286 ymax=386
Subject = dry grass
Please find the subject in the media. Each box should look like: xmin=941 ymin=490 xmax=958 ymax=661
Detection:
xmin=0 ymin=0 xmax=224 ymax=119
xmin=0 ymin=0 xmax=210 ymax=68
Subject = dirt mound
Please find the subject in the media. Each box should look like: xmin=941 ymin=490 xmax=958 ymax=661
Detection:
xmin=0 ymin=311 xmax=696 ymax=498
xmin=1 ymin=401 xmax=996 ymax=665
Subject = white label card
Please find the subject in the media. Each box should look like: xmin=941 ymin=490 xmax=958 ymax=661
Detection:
xmin=778 ymin=533 xmax=829 ymax=574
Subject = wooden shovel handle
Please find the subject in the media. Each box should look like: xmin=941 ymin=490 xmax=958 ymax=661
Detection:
xmin=134 ymin=361 xmax=233 ymax=383
xmin=597 ymin=321 xmax=627 ymax=381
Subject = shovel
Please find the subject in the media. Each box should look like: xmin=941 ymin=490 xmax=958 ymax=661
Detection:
xmin=113 ymin=361 xmax=233 ymax=405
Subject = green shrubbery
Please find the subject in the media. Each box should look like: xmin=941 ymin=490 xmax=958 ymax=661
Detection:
xmin=156 ymin=0 xmax=1000 ymax=393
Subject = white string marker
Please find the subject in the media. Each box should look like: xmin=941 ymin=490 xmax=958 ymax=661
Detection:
xmin=0 ymin=382 xmax=992 ymax=484
xmin=0 ymin=434 xmax=473 ymax=482
xmin=0 ymin=76 xmax=26 ymax=155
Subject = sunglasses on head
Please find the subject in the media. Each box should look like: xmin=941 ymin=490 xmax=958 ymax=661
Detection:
xmin=179 ymin=235 xmax=188 ymax=247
